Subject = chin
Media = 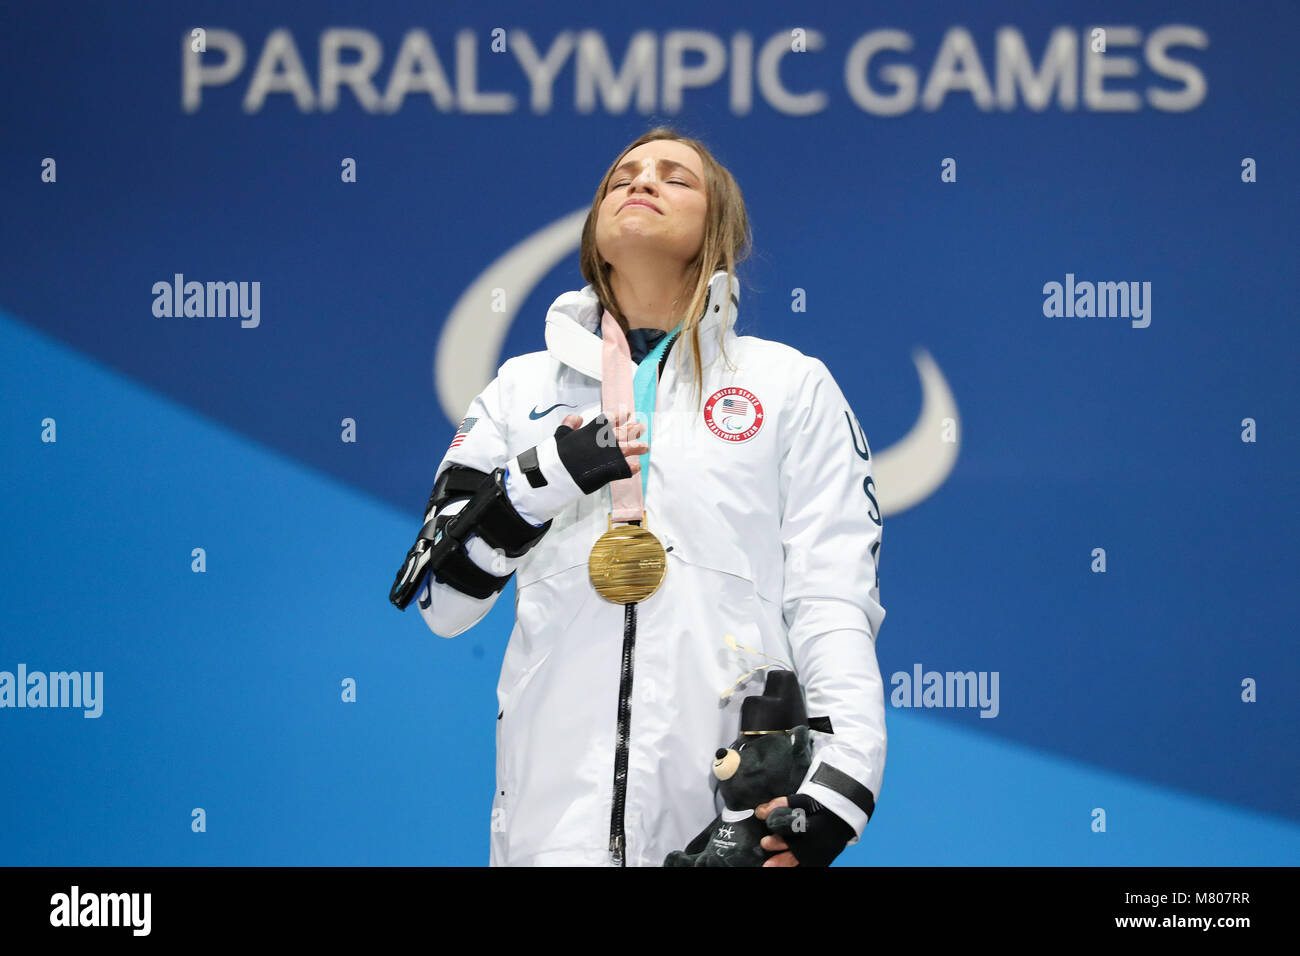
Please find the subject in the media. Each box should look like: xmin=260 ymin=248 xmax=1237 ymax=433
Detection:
xmin=600 ymin=233 xmax=662 ymax=256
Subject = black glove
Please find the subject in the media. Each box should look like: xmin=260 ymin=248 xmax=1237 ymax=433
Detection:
xmin=763 ymin=793 xmax=856 ymax=866
xmin=549 ymin=412 xmax=633 ymax=494
xmin=501 ymin=412 xmax=635 ymax=527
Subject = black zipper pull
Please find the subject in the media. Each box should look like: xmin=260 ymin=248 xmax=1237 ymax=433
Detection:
xmin=610 ymin=833 xmax=625 ymax=866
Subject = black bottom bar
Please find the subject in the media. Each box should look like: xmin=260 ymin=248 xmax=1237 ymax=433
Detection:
xmin=0 ymin=866 xmax=1281 ymax=941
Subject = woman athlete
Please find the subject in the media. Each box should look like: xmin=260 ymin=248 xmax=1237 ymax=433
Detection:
xmin=391 ymin=127 xmax=887 ymax=867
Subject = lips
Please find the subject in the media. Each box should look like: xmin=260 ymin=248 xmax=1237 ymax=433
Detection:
xmin=619 ymin=199 xmax=661 ymax=213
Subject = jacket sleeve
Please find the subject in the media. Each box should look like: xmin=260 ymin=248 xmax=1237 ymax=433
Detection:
xmin=777 ymin=356 xmax=887 ymax=844
xmin=415 ymin=362 xmax=531 ymax=639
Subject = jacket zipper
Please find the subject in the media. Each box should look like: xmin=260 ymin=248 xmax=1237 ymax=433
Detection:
xmin=607 ymin=329 xmax=681 ymax=867
xmin=608 ymin=601 xmax=637 ymax=866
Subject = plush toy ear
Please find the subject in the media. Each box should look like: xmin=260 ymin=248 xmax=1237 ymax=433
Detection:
xmin=791 ymin=725 xmax=810 ymax=751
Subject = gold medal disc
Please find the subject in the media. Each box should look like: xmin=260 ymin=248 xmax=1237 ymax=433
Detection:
xmin=588 ymin=517 xmax=667 ymax=604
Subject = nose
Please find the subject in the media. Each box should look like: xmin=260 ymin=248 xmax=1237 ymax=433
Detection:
xmin=713 ymin=747 xmax=741 ymax=780
xmin=628 ymin=165 xmax=659 ymax=197
xmin=715 ymin=748 xmax=727 ymax=760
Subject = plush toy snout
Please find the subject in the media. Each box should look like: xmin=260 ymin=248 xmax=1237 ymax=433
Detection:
xmin=713 ymin=747 xmax=740 ymax=780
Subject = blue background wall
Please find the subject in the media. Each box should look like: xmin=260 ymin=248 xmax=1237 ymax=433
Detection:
xmin=1 ymin=0 xmax=1296 ymax=864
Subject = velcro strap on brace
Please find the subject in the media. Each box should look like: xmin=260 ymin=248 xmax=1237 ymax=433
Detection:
xmin=424 ymin=466 xmax=551 ymax=599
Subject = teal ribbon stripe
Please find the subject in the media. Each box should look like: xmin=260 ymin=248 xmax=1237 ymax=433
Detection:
xmin=631 ymin=321 xmax=683 ymax=502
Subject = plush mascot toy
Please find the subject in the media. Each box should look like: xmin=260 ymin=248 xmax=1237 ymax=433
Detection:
xmin=665 ymin=670 xmax=823 ymax=867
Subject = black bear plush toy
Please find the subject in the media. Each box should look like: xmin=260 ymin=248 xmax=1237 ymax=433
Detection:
xmin=665 ymin=670 xmax=822 ymax=867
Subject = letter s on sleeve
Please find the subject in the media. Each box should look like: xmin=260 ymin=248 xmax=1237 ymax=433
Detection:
xmin=777 ymin=357 xmax=884 ymax=642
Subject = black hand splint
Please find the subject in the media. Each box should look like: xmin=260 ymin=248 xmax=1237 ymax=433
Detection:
xmin=389 ymin=465 xmax=551 ymax=608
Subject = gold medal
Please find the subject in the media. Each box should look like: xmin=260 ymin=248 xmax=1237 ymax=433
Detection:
xmin=588 ymin=513 xmax=667 ymax=604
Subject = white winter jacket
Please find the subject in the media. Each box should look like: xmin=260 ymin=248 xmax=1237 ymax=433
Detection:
xmin=416 ymin=269 xmax=887 ymax=866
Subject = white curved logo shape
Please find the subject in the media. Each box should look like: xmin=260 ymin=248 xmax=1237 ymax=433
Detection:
xmin=437 ymin=209 xmax=960 ymax=516
xmin=872 ymin=348 xmax=960 ymax=517
xmin=435 ymin=207 xmax=590 ymax=426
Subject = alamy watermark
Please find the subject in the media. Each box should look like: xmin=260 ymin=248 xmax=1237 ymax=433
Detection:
xmin=1042 ymin=273 xmax=1151 ymax=328
xmin=50 ymin=886 xmax=150 ymax=936
xmin=0 ymin=664 xmax=103 ymax=718
xmin=152 ymin=273 xmax=260 ymax=327
xmin=890 ymin=664 xmax=999 ymax=718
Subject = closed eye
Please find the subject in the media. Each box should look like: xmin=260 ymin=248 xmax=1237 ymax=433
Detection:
xmin=610 ymin=179 xmax=690 ymax=189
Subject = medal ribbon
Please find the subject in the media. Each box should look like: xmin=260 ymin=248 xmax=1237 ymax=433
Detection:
xmin=600 ymin=310 xmax=682 ymax=523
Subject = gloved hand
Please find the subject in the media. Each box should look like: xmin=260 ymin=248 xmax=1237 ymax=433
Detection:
xmin=756 ymin=794 xmax=856 ymax=867
xmin=505 ymin=409 xmax=648 ymax=526
xmin=391 ymin=409 xmax=648 ymax=609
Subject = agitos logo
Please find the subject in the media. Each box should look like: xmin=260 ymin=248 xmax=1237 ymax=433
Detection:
xmin=703 ymin=387 xmax=764 ymax=442
xmin=181 ymin=25 xmax=1208 ymax=116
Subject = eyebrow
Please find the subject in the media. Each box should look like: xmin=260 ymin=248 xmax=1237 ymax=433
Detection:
xmin=610 ymin=158 xmax=700 ymax=182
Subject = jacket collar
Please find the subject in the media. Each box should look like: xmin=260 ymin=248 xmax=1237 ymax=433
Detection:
xmin=544 ymin=269 xmax=740 ymax=381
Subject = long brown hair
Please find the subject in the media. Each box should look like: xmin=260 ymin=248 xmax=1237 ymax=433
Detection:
xmin=579 ymin=127 xmax=753 ymax=411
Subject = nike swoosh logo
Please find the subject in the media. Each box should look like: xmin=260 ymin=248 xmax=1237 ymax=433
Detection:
xmin=529 ymin=402 xmax=576 ymax=420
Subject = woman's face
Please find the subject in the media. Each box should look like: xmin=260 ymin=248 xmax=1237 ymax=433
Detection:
xmin=595 ymin=139 xmax=708 ymax=271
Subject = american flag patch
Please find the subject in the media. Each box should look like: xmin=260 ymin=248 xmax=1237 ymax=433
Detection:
xmin=449 ymin=416 xmax=478 ymax=450
xmin=720 ymin=397 xmax=749 ymax=414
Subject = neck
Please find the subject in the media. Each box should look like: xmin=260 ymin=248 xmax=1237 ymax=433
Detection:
xmin=607 ymin=260 xmax=696 ymax=331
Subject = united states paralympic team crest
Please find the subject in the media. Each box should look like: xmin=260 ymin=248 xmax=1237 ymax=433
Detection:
xmin=703 ymin=387 xmax=764 ymax=442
